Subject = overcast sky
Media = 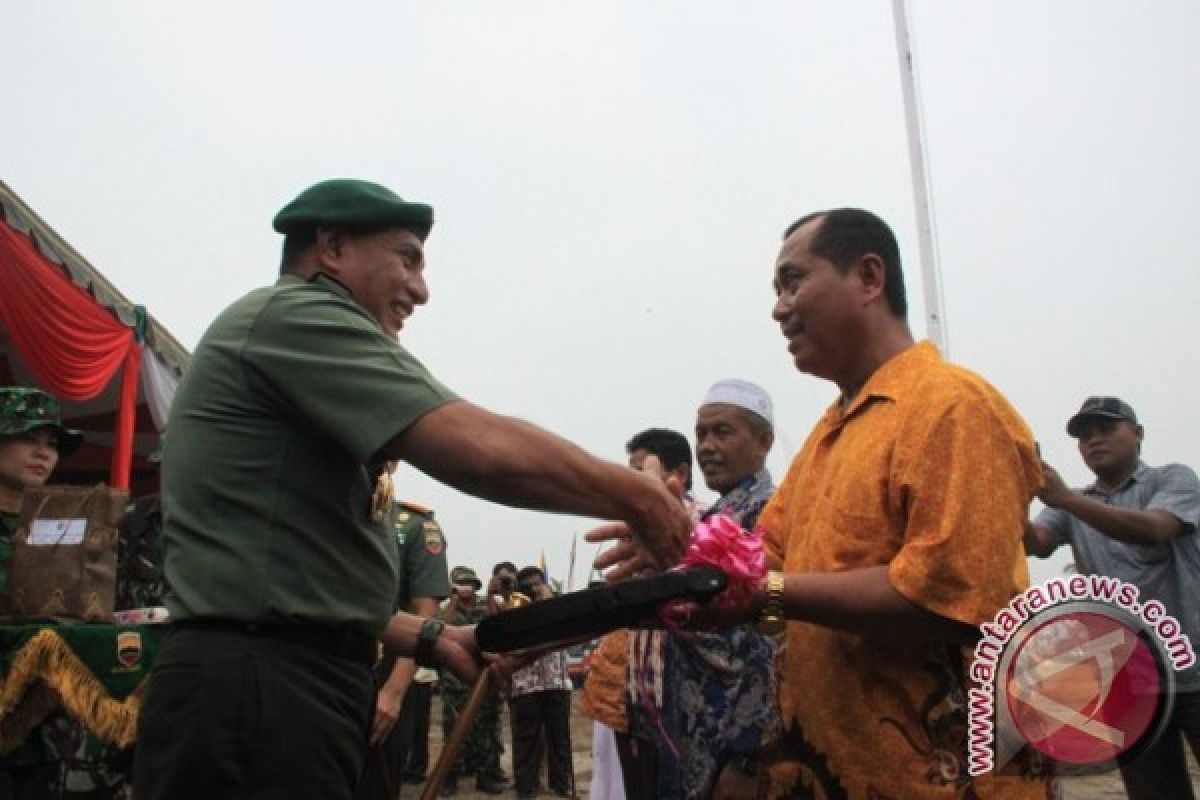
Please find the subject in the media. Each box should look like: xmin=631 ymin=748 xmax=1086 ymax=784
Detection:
xmin=4 ymin=1 xmax=1197 ymax=588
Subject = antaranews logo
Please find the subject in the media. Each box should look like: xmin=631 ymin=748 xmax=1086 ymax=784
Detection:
xmin=967 ymin=575 xmax=1195 ymax=776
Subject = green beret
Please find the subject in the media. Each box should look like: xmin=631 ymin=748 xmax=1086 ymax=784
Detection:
xmin=272 ymin=179 xmax=434 ymax=240
xmin=0 ymin=387 xmax=84 ymax=457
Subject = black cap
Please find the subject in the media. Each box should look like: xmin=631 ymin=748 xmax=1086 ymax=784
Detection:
xmin=272 ymin=179 xmax=434 ymax=240
xmin=1066 ymin=396 xmax=1138 ymax=438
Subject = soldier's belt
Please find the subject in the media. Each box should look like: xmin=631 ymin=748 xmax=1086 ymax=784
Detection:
xmin=172 ymin=618 xmax=379 ymax=666
xmin=475 ymin=566 xmax=726 ymax=652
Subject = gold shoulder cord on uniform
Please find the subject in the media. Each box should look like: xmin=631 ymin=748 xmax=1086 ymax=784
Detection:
xmin=371 ymin=470 xmax=395 ymax=521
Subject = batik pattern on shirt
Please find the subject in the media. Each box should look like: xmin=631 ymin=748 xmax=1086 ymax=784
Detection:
xmin=627 ymin=494 xmax=706 ymax=744
xmin=664 ymin=469 xmax=781 ymax=799
xmin=759 ymin=342 xmax=1053 ymax=800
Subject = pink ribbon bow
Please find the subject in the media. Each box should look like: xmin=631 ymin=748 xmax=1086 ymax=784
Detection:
xmin=660 ymin=512 xmax=766 ymax=628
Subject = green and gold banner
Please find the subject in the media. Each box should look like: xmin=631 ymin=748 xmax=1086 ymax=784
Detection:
xmin=0 ymin=623 xmax=166 ymax=753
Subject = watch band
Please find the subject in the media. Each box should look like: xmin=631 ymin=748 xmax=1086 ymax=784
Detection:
xmin=758 ymin=570 xmax=786 ymax=634
xmin=414 ymin=618 xmax=445 ymax=668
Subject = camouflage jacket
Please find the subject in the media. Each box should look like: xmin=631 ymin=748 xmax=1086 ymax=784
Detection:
xmin=115 ymin=494 xmax=166 ymax=611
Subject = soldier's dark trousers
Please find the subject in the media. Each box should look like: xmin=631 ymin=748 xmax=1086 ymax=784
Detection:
xmin=132 ymin=628 xmax=375 ymax=800
xmin=510 ymin=689 xmax=573 ymax=796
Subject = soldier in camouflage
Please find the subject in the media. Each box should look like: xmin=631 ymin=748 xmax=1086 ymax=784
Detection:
xmin=115 ymin=439 xmax=167 ymax=612
xmin=0 ymin=387 xmax=132 ymax=799
xmin=439 ymin=566 xmax=505 ymax=796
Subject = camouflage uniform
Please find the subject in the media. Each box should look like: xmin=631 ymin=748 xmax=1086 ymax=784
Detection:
xmin=440 ymin=596 xmax=502 ymax=786
xmin=0 ymin=388 xmax=82 ymax=600
xmin=1 ymin=388 xmax=129 ymax=799
xmin=114 ymin=493 xmax=166 ymax=611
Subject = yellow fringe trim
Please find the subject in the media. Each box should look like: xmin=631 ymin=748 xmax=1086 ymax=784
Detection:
xmin=0 ymin=628 xmax=146 ymax=753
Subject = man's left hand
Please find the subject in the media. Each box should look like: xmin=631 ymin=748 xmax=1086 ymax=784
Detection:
xmin=586 ymin=521 xmax=654 ymax=582
xmin=1036 ymin=461 xmax=1073 ymax=509
xmin=368 ymin=687 xmax=402 ymax=746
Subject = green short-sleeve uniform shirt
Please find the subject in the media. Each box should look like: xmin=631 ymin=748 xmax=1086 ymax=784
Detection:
xmin=391 ymin=501 xmax=450 ymax=611
xmin=163 ymin=274 xmax=457 ymax=635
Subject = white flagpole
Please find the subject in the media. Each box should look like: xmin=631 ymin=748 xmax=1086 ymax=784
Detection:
xmin=892 ymin=0 xmax=950 ymax=354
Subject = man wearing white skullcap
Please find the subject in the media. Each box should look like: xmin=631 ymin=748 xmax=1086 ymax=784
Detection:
xmin=659 ymin=378 xmax=780 ymax=799
xmin=700 ymin=378 xmax=774 ymax=431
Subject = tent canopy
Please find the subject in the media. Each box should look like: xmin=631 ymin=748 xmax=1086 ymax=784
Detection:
xmin=0 ymin=180 xmax=189 ymax=496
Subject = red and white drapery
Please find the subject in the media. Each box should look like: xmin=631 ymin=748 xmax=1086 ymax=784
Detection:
xmin=0 ymin=222 xmax=141 ymax=489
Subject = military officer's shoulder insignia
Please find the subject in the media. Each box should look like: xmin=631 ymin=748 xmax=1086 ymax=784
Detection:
xmin=423 ymin=523 xmax=445 ymax=555
xmin=399 ymin=500 xmax=433 ymax=516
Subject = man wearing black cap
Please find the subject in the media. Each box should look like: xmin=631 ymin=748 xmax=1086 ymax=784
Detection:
xmin=133 ymin=179 xmax=690 ymax=800
xmin=1025 ymin=397 xmax=1200 ymax=799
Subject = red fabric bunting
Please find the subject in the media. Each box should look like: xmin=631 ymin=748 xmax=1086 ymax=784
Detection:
xmin=0 ymin=221 xmax=134 ymax=400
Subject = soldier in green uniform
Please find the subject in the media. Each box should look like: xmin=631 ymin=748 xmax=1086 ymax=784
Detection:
xmin=438 ymin=567 xmax=505 ymax=796
xmin=358 ymin=497 xmax=450 ymax=800
xmin=133 ymin=179 xmax=690 ymax=800
xmin=0 ymin=388 xmax=82 ymax=592
xmin=0 ymin=387 xmax=128 ymax=800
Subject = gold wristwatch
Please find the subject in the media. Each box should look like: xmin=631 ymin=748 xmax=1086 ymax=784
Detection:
xmin=758 ymin=570 xmax=786 ymax=635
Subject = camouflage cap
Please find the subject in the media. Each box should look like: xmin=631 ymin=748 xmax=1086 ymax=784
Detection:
xmin=0 ymin=387 xmax=84 ymax=456
xmin=450 ymin=566 xmax=482 ymax=590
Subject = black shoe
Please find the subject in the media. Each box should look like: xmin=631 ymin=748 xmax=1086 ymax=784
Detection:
xmin=475 ymin=776 xmax=506 ymax=794
xmin=400 ymin=771 xmax=426 ymax=785
xmin=440 ymin=776 xmax=458 ymax=797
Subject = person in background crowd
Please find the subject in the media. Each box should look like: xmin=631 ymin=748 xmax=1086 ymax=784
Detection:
xmin=579 ymin=627 xmax=629 ymax=800
xmin=115 ymin=436 xmax=167 ymax=612
xmin=398 ymin=665 xmax=438 ymax=784
xmin=358 ymin=495 xmax=451 ymax=799
xmin=481 ymin=561 xmax=520 ymax=788
xmin=486 ymin=561 xmax=519 ymax=613
xmin=621 ymin=428 xmax=705 ymax=799
xmin=439 ymin=566 xmax=506 ymax=796
xmin=1025 ymin=396 xmax=1200 ymax=800
xmin=509 ymin=566 xmax=576 ymax=800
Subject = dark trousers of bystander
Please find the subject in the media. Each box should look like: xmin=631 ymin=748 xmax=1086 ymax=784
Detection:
xmin=132 ymin=628 xmax=375 ymax=800
xmin=1120 ymin=689 xmax=1200 ymax=800
xmin=400 ymin=682 xmax=434 ymax=781
xmin=510 ymin=690 xmax=574 ymax=797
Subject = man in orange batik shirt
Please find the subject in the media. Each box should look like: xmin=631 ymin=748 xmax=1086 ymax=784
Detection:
xmin=749 ymin=209 xmax=1052 ymax=799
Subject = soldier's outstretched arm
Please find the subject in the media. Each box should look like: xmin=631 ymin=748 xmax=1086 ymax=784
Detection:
xmin=385 ymin=399 xmax=689 ymax=569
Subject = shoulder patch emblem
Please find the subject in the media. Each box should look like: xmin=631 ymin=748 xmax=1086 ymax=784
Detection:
xmin=424 ymin=530 xmax=444 ymax=555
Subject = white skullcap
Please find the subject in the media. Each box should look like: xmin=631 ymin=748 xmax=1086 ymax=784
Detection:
xmin=701 ymin=379 xmax=773 ymax=428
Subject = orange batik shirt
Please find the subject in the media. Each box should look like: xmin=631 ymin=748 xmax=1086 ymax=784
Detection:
xmin=760 ymin=342 xmax=1054 ymax=800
